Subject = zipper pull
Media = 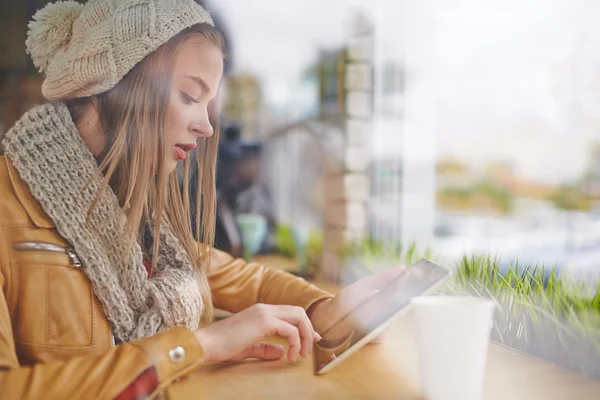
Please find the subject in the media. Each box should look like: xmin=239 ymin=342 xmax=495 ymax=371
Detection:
xmin=66 ymin=248 xmax=82 ymax=268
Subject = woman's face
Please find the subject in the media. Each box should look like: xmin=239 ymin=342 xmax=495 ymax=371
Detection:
xmin=164 ymin=35 xmax=224 ymax=173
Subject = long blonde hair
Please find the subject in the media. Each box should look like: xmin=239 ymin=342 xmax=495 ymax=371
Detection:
xmin=67 ymin=23 xmax=225 ymax=324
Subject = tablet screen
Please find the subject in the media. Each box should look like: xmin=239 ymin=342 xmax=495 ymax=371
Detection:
xmin=314 ymin=258 xmax=451 ymax=374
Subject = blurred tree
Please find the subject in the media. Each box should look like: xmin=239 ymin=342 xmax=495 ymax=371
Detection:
xmin=300 ymin=48 xmax=346 ymax=122
xmin=474 ymin=179 xmax=514 ymax=214
xmin=548 ymin=185 xmax=591 ymax=211
xmin=436 ymin=159 xmax=469 ymax=174
xmin=223 ymin=73 xmax=263 ymax=138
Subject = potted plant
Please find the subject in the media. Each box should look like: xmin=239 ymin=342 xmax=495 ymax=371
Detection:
xmin=273 ymin=223 xmax=323 ymax=279
xmin=445 ymin=255 xmax=600 ymax=380
xmin=330 ymin=238 xmax=600 ymax=379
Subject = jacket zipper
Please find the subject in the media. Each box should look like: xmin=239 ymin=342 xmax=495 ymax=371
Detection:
xmin=12 ymin=241 xmax=82 ymax=268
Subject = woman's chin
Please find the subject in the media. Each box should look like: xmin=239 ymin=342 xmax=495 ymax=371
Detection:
xmin=163 ymin=159 xmax=179 ymax=175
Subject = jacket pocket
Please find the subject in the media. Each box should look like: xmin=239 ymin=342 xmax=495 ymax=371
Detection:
xmin=12 ymin=241 xmax=96 ymax=350
xmin=13 ymin=241 xmax=82 ymax=267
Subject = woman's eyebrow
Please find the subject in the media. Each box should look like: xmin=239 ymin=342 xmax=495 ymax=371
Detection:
xmin=185 ymin=75 xmax=211 ymax=93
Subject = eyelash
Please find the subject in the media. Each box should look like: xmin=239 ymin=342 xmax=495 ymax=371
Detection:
xmin=181 ymin=91 xmax=200 ymax=105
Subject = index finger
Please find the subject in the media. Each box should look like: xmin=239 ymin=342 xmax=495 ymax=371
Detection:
xmin=271 ymin=305 xmax=318 ymax=358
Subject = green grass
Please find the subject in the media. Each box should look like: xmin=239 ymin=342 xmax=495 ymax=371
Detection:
xmin=446 ymin=255 xmax=600 ymax=379
xmin=333 ymin=239 xmax=600 ymax=379
xmin=272 ymin=228 xmax=600 ymax=377
xmin=338 ymin=239 xmax=434 ymax=272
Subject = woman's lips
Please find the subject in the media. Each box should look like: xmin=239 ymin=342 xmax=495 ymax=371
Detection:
xmin=174 ymin=143 xmax=197 ymax=161
xmin=175 ymin=145 xmax=187 ymax=160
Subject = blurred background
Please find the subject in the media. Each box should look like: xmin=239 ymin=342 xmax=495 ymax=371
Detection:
xmin=211 ymin=0 xmax=600 ymax=288
xmin=3 ymin=0 xmax=600 ymax=282
xmin=2 ymin=0 xmax=600 ymax=377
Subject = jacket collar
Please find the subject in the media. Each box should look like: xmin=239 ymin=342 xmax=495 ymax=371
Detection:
xmin=4 ymin=155 xmax=55 ymax=229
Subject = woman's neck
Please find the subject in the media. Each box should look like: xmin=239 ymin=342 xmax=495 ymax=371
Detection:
xmin=75 ymin=104 xmax=106 ymax=159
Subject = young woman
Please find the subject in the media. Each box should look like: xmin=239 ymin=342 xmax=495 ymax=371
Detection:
xmin=0 ymin=1 xmax=406 ymax=398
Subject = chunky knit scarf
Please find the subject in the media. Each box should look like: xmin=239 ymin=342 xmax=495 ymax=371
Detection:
xmin=3 ymin=102 xmax=203 ymax=343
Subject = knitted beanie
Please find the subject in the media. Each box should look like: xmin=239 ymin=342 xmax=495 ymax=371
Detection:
xmin=26 ymin=0 xmax=214 ymax=101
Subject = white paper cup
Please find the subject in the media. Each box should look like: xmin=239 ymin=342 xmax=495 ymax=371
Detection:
xmin=410 ymin=296 xmax=495 ymax=400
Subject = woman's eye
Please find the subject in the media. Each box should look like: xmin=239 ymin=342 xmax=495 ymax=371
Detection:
xmin=181 ymin=92 xmax=199 ymax=105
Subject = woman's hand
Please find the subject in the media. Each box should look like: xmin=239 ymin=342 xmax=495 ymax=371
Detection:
xmin=194 ymin=303 xmax=321 ymax=364
xmin=309 ymin=266 xmax=408 ymax=340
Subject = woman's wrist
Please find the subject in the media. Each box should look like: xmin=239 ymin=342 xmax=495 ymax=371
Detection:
xmin=307 ymin=298 xmax=333 ymax=333
xmin=306 ymin=298 xmax=329 ymax=319
xmin=193 ymin=328 xmax=215 ymax=364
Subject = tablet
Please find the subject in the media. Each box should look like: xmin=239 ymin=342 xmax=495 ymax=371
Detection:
xmin=314 ymin=258 xmax=451 ymax=375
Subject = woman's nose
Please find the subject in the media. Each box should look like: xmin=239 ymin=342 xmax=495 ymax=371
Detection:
xmin=190 ymin=116 xmax=214 ymax=138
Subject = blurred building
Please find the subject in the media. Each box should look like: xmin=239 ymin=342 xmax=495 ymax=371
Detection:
xmin=584 ymin=144 xmax=600 ymax=198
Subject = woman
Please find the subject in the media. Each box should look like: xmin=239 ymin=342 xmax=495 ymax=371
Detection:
xmin=0 ymin=1 xmax=406 ymax=398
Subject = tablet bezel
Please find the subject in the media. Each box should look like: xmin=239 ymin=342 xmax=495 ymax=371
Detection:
xmin=314 ymin=258 xmax=452 ymax=375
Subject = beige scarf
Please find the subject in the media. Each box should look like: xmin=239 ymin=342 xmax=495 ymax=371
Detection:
xmin=3 ymin=102 xmax=203 ymax=343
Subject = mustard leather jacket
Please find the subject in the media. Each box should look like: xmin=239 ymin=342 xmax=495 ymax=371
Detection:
xmin=0 ymin=155 xmax=332 ymax=399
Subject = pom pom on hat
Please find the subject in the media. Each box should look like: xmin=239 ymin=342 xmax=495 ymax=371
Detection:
xmin=25 ymin=1 xmax=84 ymax=72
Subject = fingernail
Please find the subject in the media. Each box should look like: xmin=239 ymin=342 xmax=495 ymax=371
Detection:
xmin=315 ymin=332 xmax=322 ymax=341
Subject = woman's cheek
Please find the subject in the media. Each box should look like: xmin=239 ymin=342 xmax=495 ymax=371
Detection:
xmin=166 ymin=103 xmax=186 ymax=134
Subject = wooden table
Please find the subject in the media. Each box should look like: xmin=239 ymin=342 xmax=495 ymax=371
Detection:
xmin=167 ymin=312 xmax=600 ymax=399
xmin=169 ymin=255 xmax=600 ymax=399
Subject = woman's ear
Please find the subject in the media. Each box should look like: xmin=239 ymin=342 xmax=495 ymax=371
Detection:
xmin=73 ymin=97 xmax=106 ymax=159
xmin=90 ymin=95 xmax=100 ymax=108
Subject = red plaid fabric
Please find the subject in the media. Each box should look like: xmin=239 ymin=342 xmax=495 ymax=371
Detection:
xmin=143 ymin=258 xmax=153 ymax=278
xmin=113 ymin=367 xmax=159 ymax=400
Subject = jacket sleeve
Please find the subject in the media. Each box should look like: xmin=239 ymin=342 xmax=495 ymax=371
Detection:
xmin=206 ymin=248 xmax=334 ymax=313
xmin=0 ymin=267 xmax=206 ymax=400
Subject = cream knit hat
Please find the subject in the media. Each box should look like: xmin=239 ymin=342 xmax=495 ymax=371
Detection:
xmin=26 ymin=0 xmax=214 ymax=101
